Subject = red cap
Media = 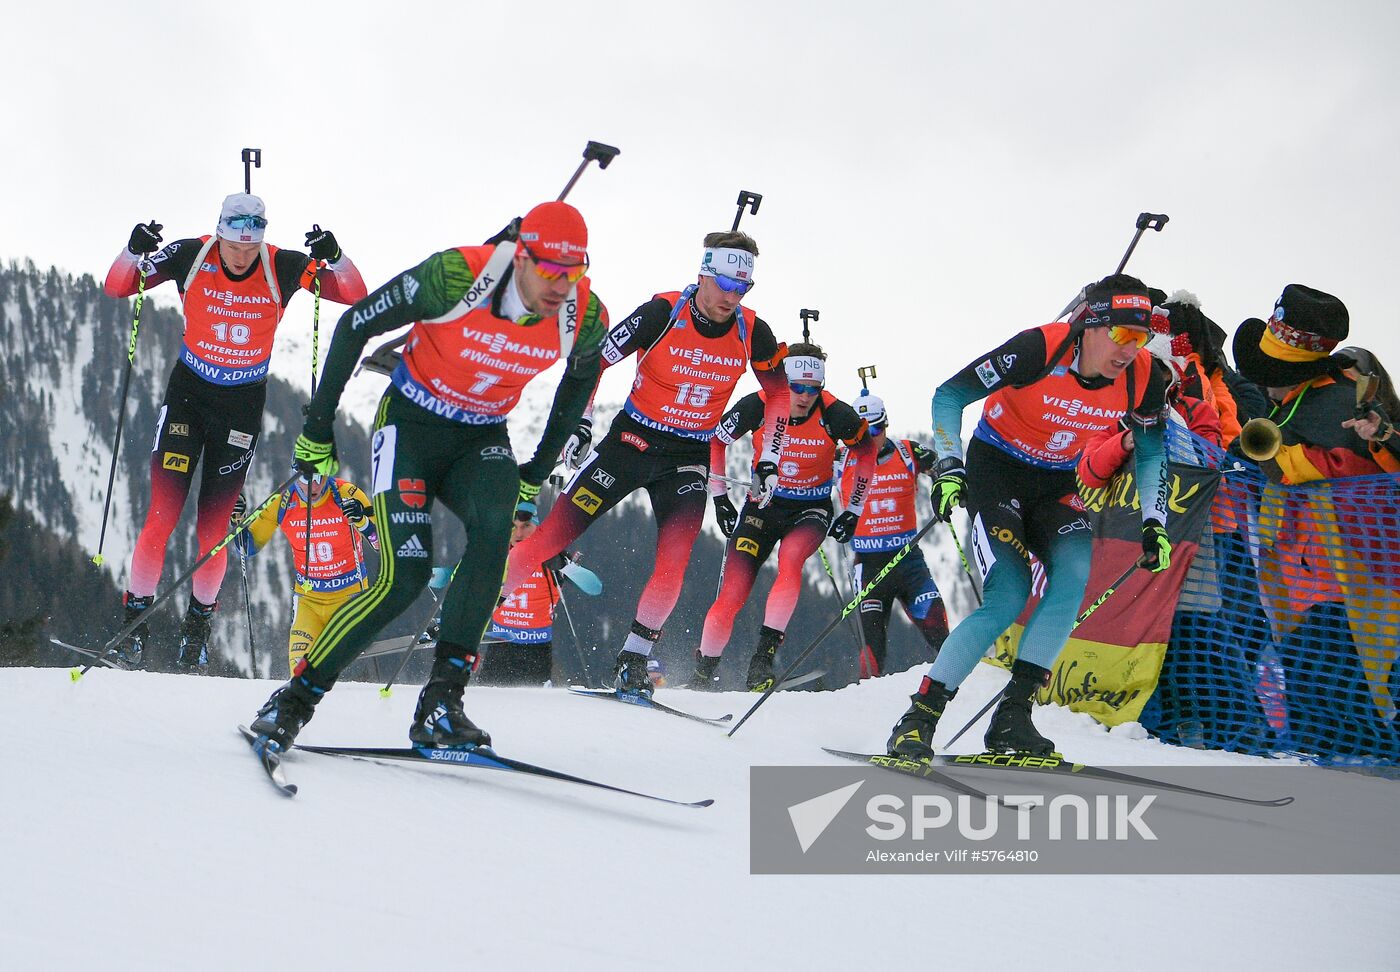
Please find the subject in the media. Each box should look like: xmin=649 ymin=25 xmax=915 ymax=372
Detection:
xmin=518 ymin=201 xmax=588 ymax=264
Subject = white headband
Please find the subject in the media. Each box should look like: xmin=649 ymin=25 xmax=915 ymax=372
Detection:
xmin=785 ymin=355 xmax=825 ymax=385
xmin=699 ymin=246 xmax=755 ymax=283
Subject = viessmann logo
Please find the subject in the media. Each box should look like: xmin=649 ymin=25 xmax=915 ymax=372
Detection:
xmin=669 ymin=346 xmax=744 ymax=368
xmin=1041 ymin=395 xmax=1125 ymax=419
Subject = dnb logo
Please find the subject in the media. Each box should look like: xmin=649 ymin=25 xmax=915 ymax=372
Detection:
xmin=573 ymin=487 xmax=603 ymax=515
xmin=399 ymin=478 xmax=427 ymax=509
xmin=736 ymin=537 xmax=761 ymax=557
xmin=162 ymin=452 xmax=190 ymax=472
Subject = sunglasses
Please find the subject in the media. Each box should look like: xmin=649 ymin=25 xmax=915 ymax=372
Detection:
xmin=789 ymin=382 xmax=822 ymax=396
xmin=1107 ymin=325 xmax=1151 ymax=349
xmin=710 ymin=273 xmax=753 ymax=296
xmin=224 ymin=214 xmax=268 ymax=230
xmin=526 ymin=248 xmax=588 ymax=283
xmin=868 ymin=423 xmax=886 ymax=435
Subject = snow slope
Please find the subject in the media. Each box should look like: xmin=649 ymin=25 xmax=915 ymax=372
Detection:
xmin=2 ymin=663 xmax=1395 ymax=972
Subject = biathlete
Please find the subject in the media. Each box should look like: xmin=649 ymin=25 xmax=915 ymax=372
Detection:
xmin=503 ymin=230 xmax=789 ymax=699
xmin=886 ymin=273 xmax=1173 ymax=759
xmin=690 ymin=343 xmax=875 ymax=691
xmin=103 ymin=193 xmax=365 ymax=670
xmin=249 ymin=201 xmax=607 ymax=752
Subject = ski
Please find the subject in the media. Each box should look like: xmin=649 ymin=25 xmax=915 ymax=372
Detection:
xmin=292 ymin=740 xmax=713 ymax=809
xmin=568 ymin=686 xmax=733 ymax=726
xmin=237 ymin=725 xmax=298 ymax=797
xmin=822 ymin=748 xmax=1027 ymax=808
xmin=361 ymin=633 xmax=508 ymax=661
xmin=932 ymin=753 xmax=1295 ymax=808
xmin=50 ymin=637 xmax=128 ymax=671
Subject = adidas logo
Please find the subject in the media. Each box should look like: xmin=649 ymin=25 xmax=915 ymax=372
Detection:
xmin=396 ymin=535 xmax=429 ymax=559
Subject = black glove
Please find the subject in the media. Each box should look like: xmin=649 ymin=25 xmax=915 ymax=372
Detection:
xmin=712 ymin=494 xmax=740 ymax=537
xmin=304 ymin=224 xmax=341 ymax=263
xmin=127 ymin=221 xmax=163 ymax=255
xmin=340 ymin=495 xmax=367 ymax=523
xmin=230 ymin=493 xmax=247 ymax=523
xmin=828 ymin=510 xmax=859 ymax=544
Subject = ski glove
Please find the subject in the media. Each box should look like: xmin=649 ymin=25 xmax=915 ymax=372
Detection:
xmin=828 ymin=510 xmax=859 ymax=544
xmin=712 ymin=494 xmax=740 ymax=537
xmin=516 ymin=476 xmax=542 ymax=520
xmin=929 ymin=458 xmax=967 ymax=522
xmin=340 ymin=495 xmax=368 ymax=525
xmin=754 ymin=460 xmax=780 ymax=509
xmin=294 ymin=433 xmax=339 ymax=478
xmin=561 ymin=417 xmax=592 ymax=471
xmin=230 ymin=493 xmax=247 ymax=524
xmin=1139 ymin=519 xmax=1172 ymax=573
xmin=304 ymin=225 xmax=341 ymax=263
xmin=127 ymin=221 xmax=163 ymax=255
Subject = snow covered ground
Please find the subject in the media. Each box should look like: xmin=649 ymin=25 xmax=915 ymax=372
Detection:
xmin=2 ymin=662 xmax=1396 ymax=971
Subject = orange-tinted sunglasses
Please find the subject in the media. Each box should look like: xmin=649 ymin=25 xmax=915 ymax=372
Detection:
xmin=526 ymin=247 xmax=588 ymax=283
xmin=1107 ymin=325 xmax=1151 ymax=349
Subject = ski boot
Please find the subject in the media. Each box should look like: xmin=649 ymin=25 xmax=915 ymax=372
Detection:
xmin=984 ymin=659 xmax=1056 ymax=756
xmin=410 ymin=652 xmax=492 ymax=749
xmin=250 ymin=675 xmax=326 ymax=753
xmin=886 ymin=676 xmax=955 ymax=761
xmin=416 ymin=616 xmax=442 ymax=651
xmin=175 ymin=597 xmax=215 ymax=673
xmin=613 ymin=650 xmax=654 ymax=699
xmin=745 ymin=625 xmax=785 ymax=692
xmin=686 ymin=651 xmax=722 ymax=691
xmin=108 ymin=592 xmax=153 ymax=669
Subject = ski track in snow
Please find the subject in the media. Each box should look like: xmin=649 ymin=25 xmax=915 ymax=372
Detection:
xmin=2 ymin=662 xmax=1396 ymax=971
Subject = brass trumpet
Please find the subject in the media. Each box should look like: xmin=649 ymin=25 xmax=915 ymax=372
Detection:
xmin=1240 ymin=417 xmax=1283 ymax=461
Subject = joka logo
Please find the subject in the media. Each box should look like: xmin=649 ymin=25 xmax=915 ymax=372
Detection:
xmin=399 ymin=479 xmax=427 ymax=509
xmin=788 ymin=781 xmax=864 ymax=853
xmin=736 ymin=537 xmax=761 ymax=557
xmin=162 ymin=452 xmax=190 ymax=472
xmin=573 ymin=487 xmax=603 ymax=515
xmin=590 ymin=467 xmax=616 ymax=490
xmin=397 ymin=535 xmax=429 ymax=559
xmin=167 ymin=423 xmax=190 ymax=437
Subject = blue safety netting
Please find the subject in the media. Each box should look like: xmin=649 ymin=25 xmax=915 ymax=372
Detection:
xmin=1139 ymin=422 xmax=1400 ymax=763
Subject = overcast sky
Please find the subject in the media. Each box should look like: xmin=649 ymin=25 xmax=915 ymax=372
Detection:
xmin=8 ymin=1 xmax=1398 ymax=434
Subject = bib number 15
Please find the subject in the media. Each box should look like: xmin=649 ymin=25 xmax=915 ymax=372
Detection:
xmin=674 ymin=382 xmax=713 ymax=407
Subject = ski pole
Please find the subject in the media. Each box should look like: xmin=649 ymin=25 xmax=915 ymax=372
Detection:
xmin=942 ymin=560 xmax=1143 ymax=749
xmin=707 ymin=471 xmax=754 ymax=489
xmin=555 ymin=581 xmax=591 ymax=686
xmin=379 ymin=586 xmax=443 ymax=698
xmin=73 ymin=470 xmax=303 ymax=679
xmin=818 ymin=544 xmax=866 ymax=657
xmin=300 ymin=273 xmax=322 ymax=596
xmin=732 ymin=190 xmax=762 ymax=231
xmin=1053 ymin=212 xmax=1169 ymax=320
xmin=92 ymin=260 xmax=150 ymax=565
xmin=237 ymin=534 xmax=257 ymax=677
xmin=729 ymin=520 xmax=937 ymax=737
